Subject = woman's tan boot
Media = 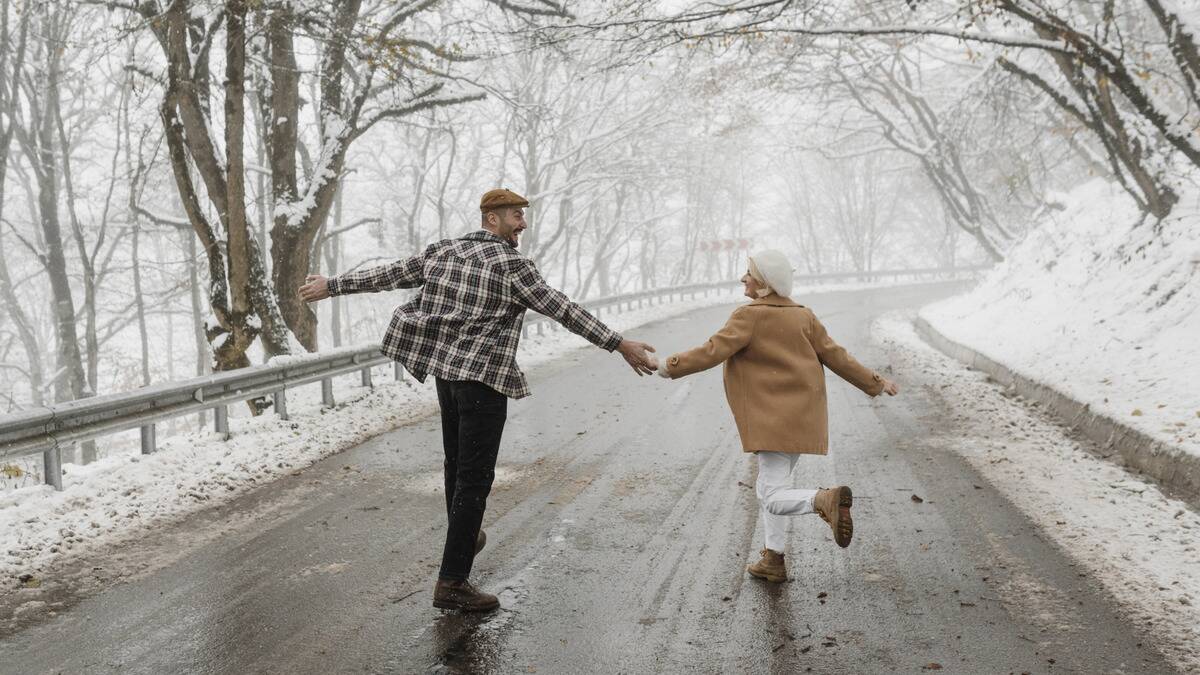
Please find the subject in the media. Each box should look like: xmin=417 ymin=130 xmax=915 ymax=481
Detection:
xmin=746 ymin=548 xmax=787 ymax=582
xmin=813 ymin=486 xmax=853 ymax=548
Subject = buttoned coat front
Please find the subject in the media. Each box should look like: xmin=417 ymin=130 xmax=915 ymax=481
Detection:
xmin=663 ymin=294 xmax=884 ymax=455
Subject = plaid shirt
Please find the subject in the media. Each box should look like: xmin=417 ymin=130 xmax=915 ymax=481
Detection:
xmin=328 ymin=230 xmax=622 ymax=399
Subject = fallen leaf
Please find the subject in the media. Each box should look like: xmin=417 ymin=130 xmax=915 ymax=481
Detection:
xmin=1131 ymin=409 xmax=1143 ymax=416
xmin=923 ymin=664 xmax=943 ymax=671
xmin=911 ymin=494 xmax=924 ymax=503
xmin=817 ymin=591 xmax=828 ymax=599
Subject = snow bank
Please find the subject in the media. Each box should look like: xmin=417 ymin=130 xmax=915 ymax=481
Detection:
xmin=921 ymin=178 xmax=1200 ymax=461
xmin=875 ymin=315 xmax=1200 ymax=673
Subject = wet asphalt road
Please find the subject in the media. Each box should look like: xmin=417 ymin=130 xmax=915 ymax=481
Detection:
xmin=0 ymin=283 xmax=1172 ymax=674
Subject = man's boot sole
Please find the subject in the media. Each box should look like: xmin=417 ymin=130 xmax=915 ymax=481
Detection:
xmin=432 ymin=597 xmax=500 ymax=612
xmin=833 ymin=486 xmax=853 ymax=548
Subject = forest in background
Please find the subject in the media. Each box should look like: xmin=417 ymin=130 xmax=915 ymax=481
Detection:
xmin=1 ymin=0 xmax=1197 ymax=425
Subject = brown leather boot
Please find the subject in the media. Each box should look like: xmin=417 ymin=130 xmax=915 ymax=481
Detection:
xmin=746 ymin=548 xmax=787 ymax=583
xmin=475 ymin=529 xmax=486 ymax=556
xmin=432 ymin=579 xmax=500 ymax=612
xmin=813 ymin=486 xmax=854 ymax=548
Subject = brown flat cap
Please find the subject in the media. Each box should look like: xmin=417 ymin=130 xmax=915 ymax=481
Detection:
xmin=480 ymin=188 xmax=529 ymax=212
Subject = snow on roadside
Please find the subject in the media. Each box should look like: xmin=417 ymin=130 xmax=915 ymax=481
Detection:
xmin=920 ymin=178 xmax=1200 ymax=461
xmin=875 ymin=313 xmax=1200 ymax=673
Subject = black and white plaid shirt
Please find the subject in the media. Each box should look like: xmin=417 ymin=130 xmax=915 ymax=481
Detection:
xmin=328 ymin=230 xmax=622 ymax=399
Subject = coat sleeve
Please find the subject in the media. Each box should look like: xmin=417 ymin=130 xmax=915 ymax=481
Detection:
xmin=809 ymin=312 xmax=884 ymax=396
xmin=508 ymin=258 xmax=622 ymax=352
xmin=327 ymin=248 xmax=427 ymax=296
xmin=664 ymin=306 xmax=756 ymax=378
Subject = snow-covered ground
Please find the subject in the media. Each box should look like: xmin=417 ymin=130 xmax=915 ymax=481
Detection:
xmin=921 ymin=179 xmax=1200 ymax=460
xmin=0 ymin=279 xmax=915 ymax=590
xmin=876 ymin=314 xmax=1200 ymax=673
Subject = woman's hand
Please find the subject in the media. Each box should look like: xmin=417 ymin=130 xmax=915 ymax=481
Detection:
xmin=656 ymin=358 xmax=672 ymax=379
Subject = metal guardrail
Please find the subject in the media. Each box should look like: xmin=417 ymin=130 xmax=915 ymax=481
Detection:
xmin=0 ymin=266 xmax=986 ymax=490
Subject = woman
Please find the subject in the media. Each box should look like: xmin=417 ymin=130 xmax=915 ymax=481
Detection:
xmin=656 ymin=250 xmax=899 ymax=583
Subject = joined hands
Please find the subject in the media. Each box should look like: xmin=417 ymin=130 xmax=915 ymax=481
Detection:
xmin=617 ymin=340 xmax=657 ymax=377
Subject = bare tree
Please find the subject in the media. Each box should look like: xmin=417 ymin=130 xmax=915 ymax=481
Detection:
xmin=0 ymin=0 xmax=42 ymax=406
xmin=10 ymin=2 xmax=89 ymax=402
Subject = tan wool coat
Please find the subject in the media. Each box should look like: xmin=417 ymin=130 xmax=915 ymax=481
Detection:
xmin=663 ymin=294 xmax=884 ymax=455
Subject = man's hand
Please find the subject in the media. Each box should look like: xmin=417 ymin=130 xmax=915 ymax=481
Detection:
xmin=298 ymin=274 xmax=331 ymax=303
xmin=617 ymin=339 xmax=657 ymax=377
xmin=880 ymin=378 xmax=900 ymax=396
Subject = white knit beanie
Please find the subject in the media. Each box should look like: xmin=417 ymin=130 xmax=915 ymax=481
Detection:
xmin=747 ymin=250 xmax=794 ymax=298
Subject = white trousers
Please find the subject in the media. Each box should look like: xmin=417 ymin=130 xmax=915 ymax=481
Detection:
xmin=755 ymin=451 xmax=818 ymax=552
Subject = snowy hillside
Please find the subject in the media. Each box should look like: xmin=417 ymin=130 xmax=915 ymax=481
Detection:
xmin=922 ymin=179 xmax=1200 ymax=460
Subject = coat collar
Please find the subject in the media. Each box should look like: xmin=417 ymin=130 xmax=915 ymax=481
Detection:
xmin=749 ymin=293 xmax=801 ymax=308
xmin=463 ymin=229 xmax=516 ymax=248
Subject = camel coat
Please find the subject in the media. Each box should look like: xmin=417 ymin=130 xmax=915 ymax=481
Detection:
xmin=663 ymin=294 xmax=884 ymax=455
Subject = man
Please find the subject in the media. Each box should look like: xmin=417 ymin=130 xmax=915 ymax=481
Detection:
xmin=298 ymin=188 xmax=657 ymax=612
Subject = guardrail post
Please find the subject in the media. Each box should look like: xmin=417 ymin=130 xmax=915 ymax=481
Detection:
xmin=322 ymin=378 xmax=335 ymax=408
xmin=394 ymin=362 xmax=405 ymax=380
xmin=140 ymin=424 xmax=156 ymax=454
xmin=273 ymin=389 xmax=289 ymax=420
xmin=214 ymin=405 xmax=229 ymax=440
xmin=81 ymin=440 xmax=96 ymax=465
xmin=43 ymin=446 xmax=63 ymax=491
xmin=361 ymin=367 xmax=373 ymax=388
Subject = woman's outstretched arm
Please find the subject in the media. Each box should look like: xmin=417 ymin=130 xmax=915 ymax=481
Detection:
xmin=809 ymin=313 xmax=897 ymax=396
xmin=660 ymin=306 xmax=756 ymax=379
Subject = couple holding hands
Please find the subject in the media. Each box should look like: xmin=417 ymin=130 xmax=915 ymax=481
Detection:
xmin=298 ymin=188 xmax=899 ymax=613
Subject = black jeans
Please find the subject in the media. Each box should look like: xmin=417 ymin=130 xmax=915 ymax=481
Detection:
xmin=434 ymin=378 xmax=508 ymax=582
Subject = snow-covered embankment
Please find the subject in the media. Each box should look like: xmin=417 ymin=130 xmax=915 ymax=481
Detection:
xmin=919 ymin=179 xmax=1200 ymax=495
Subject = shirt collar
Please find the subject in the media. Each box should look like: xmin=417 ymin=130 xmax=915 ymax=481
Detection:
xmin=464 ymin=229 xmax=516 ymax=248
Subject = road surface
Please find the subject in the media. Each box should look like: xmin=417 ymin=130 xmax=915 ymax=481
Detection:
xmin=0 ymin=283 xmax=1170 ymax=673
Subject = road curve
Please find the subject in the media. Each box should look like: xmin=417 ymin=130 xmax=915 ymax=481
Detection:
xmin=0 ymin=283 xmax=1171 ymax=674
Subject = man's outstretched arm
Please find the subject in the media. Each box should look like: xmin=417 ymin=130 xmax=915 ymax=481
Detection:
xmin=298 ymin=253 xmax=426 ymax=303
xmin=509 ymin=259 xmax=657 ymax=376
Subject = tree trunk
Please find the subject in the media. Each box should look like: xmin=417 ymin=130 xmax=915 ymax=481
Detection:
xmin=132 ymin=219 xmax=151 ymax=386
xmin=0 ymin=1 xmax=42 ymax=406
xmin=221 ymin=0 xmax=259 ymax=373
xmin=29 ymin=6 xmax=86 ymax=403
